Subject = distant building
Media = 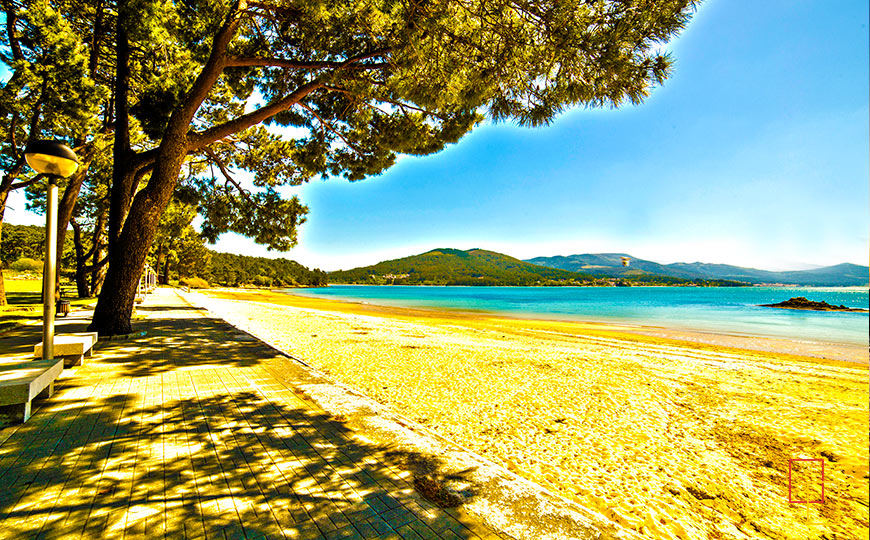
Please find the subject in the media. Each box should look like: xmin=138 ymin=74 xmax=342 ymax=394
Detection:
xmin=621 ymin=257 xmax=630 ymax=267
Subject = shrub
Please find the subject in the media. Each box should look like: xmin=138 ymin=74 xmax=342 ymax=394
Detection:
xmin=253 ymin=274 xmax=272 ymax=287
xmin=10 ymin=258 xmax=43 ymax=273
xmin=180 ymin=276 xmax=209 ymax=289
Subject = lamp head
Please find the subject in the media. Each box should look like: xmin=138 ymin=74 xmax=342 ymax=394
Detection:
xmin=24 ymin=140 xmax=79 ymax=178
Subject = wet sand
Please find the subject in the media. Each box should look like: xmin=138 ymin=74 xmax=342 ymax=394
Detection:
xmin=196 ymin=288 xmax=869 ymax=540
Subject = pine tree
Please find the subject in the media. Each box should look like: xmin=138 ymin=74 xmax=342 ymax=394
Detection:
xmin=0 ymin=0 xmax=105 ymax=304
xmin=82 ymin=0 xmax=699 ymax=334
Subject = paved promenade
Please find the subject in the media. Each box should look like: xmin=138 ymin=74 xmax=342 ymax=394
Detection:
xmin=0 ymin=288 xmax=509 ymax=540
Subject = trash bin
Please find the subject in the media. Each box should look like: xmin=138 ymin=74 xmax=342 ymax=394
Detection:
xmin=56 ymin=299 xmax=70 ymax=317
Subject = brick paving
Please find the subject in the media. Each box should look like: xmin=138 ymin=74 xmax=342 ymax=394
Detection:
xmin=0 ymin=289 xmax=510 ymax=539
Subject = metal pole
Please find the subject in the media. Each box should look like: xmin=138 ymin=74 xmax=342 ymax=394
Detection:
xmin=42 ymin=176 xmax=58 ymax=360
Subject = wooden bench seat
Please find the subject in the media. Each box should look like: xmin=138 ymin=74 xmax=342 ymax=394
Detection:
xmin=0 ymin=358 xmax=64 ymax=424
xmin=33 ymin=332 xmax=98 ymax=367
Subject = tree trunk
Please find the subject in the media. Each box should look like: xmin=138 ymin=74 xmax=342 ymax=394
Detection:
xmin=91 ymin=116 xmax=188 ymax=334
xmin=108 ymin=6 xmax=134 ymax=247
xmin=89 ymin=2 xmax=140 ymax=335
xmin=162 ymin=256 xmax=171 ymax=285
xmin=54 ymin=155 xmax=92 ymax=300
xmin=0 ymin=256 xmax=5 ymax=308
xmin=63 ymin=2 xmax=103 ymax=302
xmin=70 ymin=219 xmax=91 ymax=297
xmin=75 ymin=262 xmax=90 ymax=298
xmin=89 ymin=203 xmax=109 ymax=296
xmin=0 ymin=262 xmax=5 ymax=307
xmin=90 ymin=246 xmax=107 ymax=296
xmin=89 ymin=231 xmax=144 ymax=335
xmin=90 ymin=1 xmax=242 ymax=334
xmin=155 ymin=244 xmax=166 ymax=284
xmin=0 ymin=175 xmax=13 ymax=306
xmin=89 ymin=158 xmax=183 ymax=334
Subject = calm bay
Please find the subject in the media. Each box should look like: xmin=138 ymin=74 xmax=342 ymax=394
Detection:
xmin=286 ymin=285 xmax=870 ymax=346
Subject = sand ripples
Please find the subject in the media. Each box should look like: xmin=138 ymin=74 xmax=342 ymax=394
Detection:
xmin=196 ymin=291 xmax=869 ymax=540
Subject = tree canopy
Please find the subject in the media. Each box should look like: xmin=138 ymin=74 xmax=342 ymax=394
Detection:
xmin=0 ymin=0 xmax=107 ymax=305
xmin=4 ymin=0 xmax=700 ymax=333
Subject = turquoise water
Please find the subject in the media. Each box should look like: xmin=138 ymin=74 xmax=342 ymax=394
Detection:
xmin=286 ymin=285 xmax=870 ymax=346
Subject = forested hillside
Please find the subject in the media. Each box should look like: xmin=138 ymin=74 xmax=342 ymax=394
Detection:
xmin=1 ymin=224 xmax=325 ymax=288
xmin=1 ymin=224 xmax=75 ymax=273
xmin=330 ymin=248 xmax=749 ymax=286
xmin=330 ymin=248 xmax=591 ymax=285
xmin=206 ymin=252 xmax=327 ymax=288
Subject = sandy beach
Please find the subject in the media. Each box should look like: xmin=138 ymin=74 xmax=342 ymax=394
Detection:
xmin=195 ymin=288 xmax=869 ymax=540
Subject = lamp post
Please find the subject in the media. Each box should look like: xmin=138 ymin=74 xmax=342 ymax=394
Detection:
xmin=24 ymin=141 xmax=79 ymax=360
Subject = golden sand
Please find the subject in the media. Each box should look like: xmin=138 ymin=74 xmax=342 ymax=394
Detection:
xmin=199 ymin=288 xmax=869 ymax=540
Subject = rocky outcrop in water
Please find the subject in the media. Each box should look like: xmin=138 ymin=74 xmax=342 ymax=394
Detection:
xmin=760 ymin=297 xmax=868 ymax=312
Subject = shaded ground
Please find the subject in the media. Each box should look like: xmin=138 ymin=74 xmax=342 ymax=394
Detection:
xmin=0 ymin=289 xmax=509 ymax=540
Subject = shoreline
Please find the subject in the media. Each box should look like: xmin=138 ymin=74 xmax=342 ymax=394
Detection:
xmin=278 ymin=287 xmax=867 ymax=364
xmin=193 ymin=286 xmax=869 ymax=540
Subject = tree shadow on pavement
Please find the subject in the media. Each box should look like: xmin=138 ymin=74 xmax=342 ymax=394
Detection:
xmin=0 ymin=297 xmax=504 ymax=539
xmin=0 ymin=388 xmax=495 ymax=540
xmin=1 ymin=316 xmax=93 ymax=357
xmin=88 ymin=316 xmax=267 ymax=378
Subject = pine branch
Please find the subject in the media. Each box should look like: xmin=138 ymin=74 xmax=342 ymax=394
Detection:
xmin=189 ymin=80 xmax=324 ymax=149
xmin=225 ymin=57 xmax=389 ymax=71
xmin=10 ymin=173 xmax=45 ymax=190
xmin=203 ymin=146 xmax=258 ymax=208
xmin=298 ymin=102 xmax=364 ymax=155
xmin=244 ymin=1 xmax=303 ymax=19
xmin=164 ymin=0 xmax=245 ymax=141
xmin=1 ymin=156 xmax=27 ymax=189
xmin=322 ymin=85 xmax=447 ymax=120
xmin=2 ymin=0 xmax=23 ymax=62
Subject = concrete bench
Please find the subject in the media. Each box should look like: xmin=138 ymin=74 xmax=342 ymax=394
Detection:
xmin=0 ymin=358 xmax=64 ymax=424
xmin=33 ymin=332 xmax=98 ymax=367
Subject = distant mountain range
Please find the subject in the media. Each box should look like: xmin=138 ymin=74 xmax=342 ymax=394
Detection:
xmin=329 ymin=248 xmax=827 ymax=287
xmin=526 ymin=253 xmax=869 ymax=287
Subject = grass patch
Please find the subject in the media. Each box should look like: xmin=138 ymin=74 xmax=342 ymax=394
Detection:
xmin=2 ymin=277 xmax=42 ymax=294
xmin=1 ymin=276 xmax=96 ymax=330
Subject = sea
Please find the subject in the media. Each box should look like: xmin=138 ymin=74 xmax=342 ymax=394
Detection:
xmin=286 ymin=285 xmax=870 ymax=346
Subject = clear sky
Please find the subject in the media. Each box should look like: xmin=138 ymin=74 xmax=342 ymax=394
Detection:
xmin=6 ymin=0 xmax=869 ymax=272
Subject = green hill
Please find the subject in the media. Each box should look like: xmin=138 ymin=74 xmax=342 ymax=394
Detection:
xmin=329 ymin=248 xmax=590 ymax=286
xmin=206 ymin=251 xmax=327 ymax=287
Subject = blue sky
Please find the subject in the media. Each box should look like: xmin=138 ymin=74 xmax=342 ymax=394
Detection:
xmin=7 ymin=0 xmax=869 ymax=271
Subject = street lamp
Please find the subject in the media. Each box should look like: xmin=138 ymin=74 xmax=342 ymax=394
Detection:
xmin=24 ymin=140 xmax=79 ymax=361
